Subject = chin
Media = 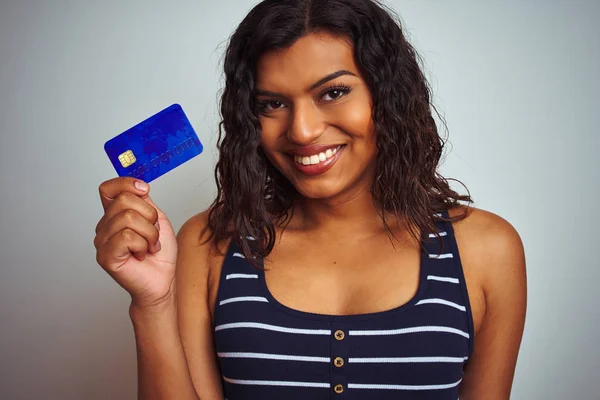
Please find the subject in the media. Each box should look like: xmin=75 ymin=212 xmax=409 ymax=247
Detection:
xmin=288 ymin=176 xmax=347 ymax=200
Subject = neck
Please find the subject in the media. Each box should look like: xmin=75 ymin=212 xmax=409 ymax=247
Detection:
xmin=290 ymin=181 xmax=404 ymax=237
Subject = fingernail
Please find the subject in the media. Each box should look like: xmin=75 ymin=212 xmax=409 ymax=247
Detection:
xmin=134 ymin=181 xmax=148 ymax=192
xmin=155 ymin=221 xmax=160 ymax=231
xmin=155 ymin=240 xmax=161 ymax=252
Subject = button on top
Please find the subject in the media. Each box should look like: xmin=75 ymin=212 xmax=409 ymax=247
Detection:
xmin=334 ymin=357 xmax=344 ymax=367
xmin=334 ymin=384 xmax=344 ymax=394
xmin=334 ymin=330 xmax=345 ymax=341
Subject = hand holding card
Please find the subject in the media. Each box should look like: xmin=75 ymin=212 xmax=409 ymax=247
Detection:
xmin=94 ymin=176 xmax=178 ymax=309
xmin=95 ymin=104 xmax=202 ymax=309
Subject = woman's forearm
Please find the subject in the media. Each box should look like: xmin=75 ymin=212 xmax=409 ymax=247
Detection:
xmin=129 ymin=297 xmax=199 ymax=400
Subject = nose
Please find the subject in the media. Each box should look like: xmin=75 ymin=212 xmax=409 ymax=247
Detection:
xmin=287 ymin=101 xmax=326 ymax=145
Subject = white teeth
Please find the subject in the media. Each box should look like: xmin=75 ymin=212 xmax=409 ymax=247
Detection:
xmin=294 ymin=146 xmax=342 ymax=166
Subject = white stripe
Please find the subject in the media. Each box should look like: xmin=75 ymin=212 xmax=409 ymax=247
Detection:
xmin=223 ymin=377 xmax=330 ymax=388
xmin=218 ymin=352 xmax=330 ymax=363
xmin=219 ymin=296 xmax=268 ymax=306
xmin=225 ymin=273 xmax=258 ymax=280
xmin=429 ymin=252 xmax=453 ymax=259
xmin=246 ymin=236 xmax=256 ymax=240
xmin=215 ymin=322 xmax=331 ymax=335
xmin=416 ymin=298 xmax=466 ymax=312
xmin=428 ymin=231 xmax=448 ymax=238
xmin=348 ymin=378 xmax=462 ymax=391
xmin=349 ymin=356 xmax=468 ymax=364
xmin=427 ymin=275 xmax=459 ymax=284
xmin=434 ymin=212 xmax=444 ymax=217
xmin=232 ymin=252 xmax=245 ymax=258
xmin=349 ymin=325 xmax=469 ymax=339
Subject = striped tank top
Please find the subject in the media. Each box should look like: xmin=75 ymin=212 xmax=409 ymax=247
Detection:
xmin=213 ymin=211 xmax=475 ymax=399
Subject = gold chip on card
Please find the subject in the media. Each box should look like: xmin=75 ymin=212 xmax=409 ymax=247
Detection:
xmin=118 ymin=150 xmax=136 ymax=168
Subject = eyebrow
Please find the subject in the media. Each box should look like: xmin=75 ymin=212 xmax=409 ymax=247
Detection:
xmin=255 ymin=69 xmax=357 ymax=97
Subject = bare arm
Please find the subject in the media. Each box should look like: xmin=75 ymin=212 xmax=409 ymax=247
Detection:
xmin=458 ymin=211 xmax=527 ymax=399
xmin=130 ymin=299 xmax=200 ymax=400
xmin=129 ymin=210 xmax=223 ymax=400
xmin=175 ymin=212 xmax=225 ymax=399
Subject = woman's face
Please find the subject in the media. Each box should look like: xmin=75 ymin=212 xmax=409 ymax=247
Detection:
xmin=256 ymin=32 xmax=377 ymax=201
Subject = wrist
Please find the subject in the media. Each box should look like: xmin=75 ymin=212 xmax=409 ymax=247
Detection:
xmin=129 ymin=292 xmax=177 ymax=321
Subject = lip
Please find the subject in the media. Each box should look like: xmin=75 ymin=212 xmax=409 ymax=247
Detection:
xmin=287 ymin=144 xmax=342 ymax=157
xmin=291 ymin=145 xmax=345 ymax=177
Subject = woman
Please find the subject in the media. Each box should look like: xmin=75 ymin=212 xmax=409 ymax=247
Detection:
xmin=94 ymin=0 xmax=527 ymax=399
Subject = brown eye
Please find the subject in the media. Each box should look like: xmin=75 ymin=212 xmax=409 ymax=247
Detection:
xmin=324 ymin=89 xmax=344 ymax=100
xmin=320 ymin=85 xmax=352 ymax=102
xmin=257 ymin=100 xmax=286 ymax=113
xmin=269 ymin=100 xmax=285 ymax=109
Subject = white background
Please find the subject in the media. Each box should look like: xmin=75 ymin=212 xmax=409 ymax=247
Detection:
xmin=1 ymin=0 xmax=598 ymax=398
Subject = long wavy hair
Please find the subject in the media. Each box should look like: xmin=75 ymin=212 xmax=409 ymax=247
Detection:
xmin=206 ymin=0 xmax=472 ymax=265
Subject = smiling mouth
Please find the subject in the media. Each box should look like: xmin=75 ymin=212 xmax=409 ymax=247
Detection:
xmin=288 ymin=145 xmax=346 ymax=177
xmin=292 ymin=145 xmax=344 ymax=166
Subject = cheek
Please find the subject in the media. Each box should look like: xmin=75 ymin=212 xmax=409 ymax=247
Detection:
xmin=334 ymin=99 xmax=375 ymax=145
xmin=259 ymin=118 xmax=282 ymax=150
xmin=259 ymin=118 xmax=290 ymax=167
xmin=344 ymin=104 xmax=372 ymax=129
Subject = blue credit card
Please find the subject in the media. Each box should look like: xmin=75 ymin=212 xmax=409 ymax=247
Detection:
xmin=104 ymin=104 xmax=203 ymax=183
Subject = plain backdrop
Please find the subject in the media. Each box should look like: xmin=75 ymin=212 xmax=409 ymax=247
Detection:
xmin=1 ymin=0 xmax=599 ymax=399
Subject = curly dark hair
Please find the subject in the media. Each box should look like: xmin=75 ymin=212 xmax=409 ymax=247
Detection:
xmin=206 ymin=0 xmax=473 ymax=265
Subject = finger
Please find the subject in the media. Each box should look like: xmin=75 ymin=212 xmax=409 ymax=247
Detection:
xmin=95 ymin=191 xmax=159 ymax=235
xmin=98 ymin=177 xmax=150 ymax=210
xmin=96 ymin=228 xmax=150 ymax=276
xmin=94 ymin=209 xmax=160 ymax=254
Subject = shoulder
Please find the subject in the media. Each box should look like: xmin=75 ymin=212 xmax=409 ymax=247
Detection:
xmin=448 ymin=205 xmax=526 ymax=287
xmin=175 ymin=210 xmax=213 ymax=297
xmin=177 ymin=209 xmax=231 ymax=260
xmin=177 ymin=209 xmax=213 ymax=252
xmin=448 ymin=204 xmax=519 ymax=239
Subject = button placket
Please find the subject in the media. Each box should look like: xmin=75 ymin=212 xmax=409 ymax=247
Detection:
xmin=330 ymin=322 xmax=350 ymax=397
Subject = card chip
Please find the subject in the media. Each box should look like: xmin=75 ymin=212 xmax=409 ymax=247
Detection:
xmin=118 ymin=150 xmax=136 ymax=168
